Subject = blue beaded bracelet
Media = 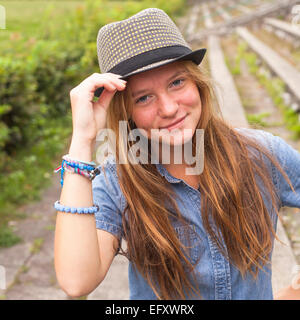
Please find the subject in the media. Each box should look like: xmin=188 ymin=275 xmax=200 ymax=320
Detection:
xmin=54 ymin=200 xmax=99 ymax=214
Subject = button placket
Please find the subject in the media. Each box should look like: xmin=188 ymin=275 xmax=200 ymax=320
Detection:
xmin=155 ymin=163 xmax=232 ymax=299
xmin=206 ymin=232 xmax=232 ymax=300
xmin=184 ymin=183 xmax=232 ymax=300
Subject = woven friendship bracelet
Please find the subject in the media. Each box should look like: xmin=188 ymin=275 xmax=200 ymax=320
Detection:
xmin=61 ymin=160 xmax=101 ymax=180
xmin=62 ymin=159 xmax=95 ymax=172
xmin=63 ymin=163 xmax=101 ymax=181
xmin=63 ymin=163 xmax=91 ymax=179
xmin=54 ymin=200 xmax=99 ymax=214
xmin=62 ymin=154 xmax=97 ymax=167
xmin=54 ymin=155 xmax=101 ymax=186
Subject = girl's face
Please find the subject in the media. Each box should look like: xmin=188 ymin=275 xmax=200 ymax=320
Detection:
xmin=128 ymin=61 xmax=202 ymax=146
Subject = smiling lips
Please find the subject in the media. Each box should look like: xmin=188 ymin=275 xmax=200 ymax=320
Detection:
xmin=160 ymin=115 xmax=187 ymax=130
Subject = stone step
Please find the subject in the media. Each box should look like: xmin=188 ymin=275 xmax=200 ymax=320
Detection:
xmin=236 ymin=26 xmax=300 ymax=105
xmin=187 ymin=0 xmax=300 ymax=42
xmin=263 ymin=17 xmax=300 ymax=39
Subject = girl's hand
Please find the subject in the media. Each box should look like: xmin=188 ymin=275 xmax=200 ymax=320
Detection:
xmin=69 ymin=73 xmax=127 ymax=143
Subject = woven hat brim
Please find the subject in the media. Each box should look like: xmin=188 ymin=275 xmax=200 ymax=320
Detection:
xmin=93 ymin=48 xmax=206 ymax=97
xmin=119 ymin=48 xmax=206 ymax=80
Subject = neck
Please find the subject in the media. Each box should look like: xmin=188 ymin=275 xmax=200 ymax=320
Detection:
xmin=155 ymin=142 xmax=200 ymax=190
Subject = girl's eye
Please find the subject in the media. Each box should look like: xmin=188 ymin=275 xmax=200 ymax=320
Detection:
xmin=135 ymin=79 xmax=185 ymax=104
xmin=135 ymin=95 xmax=149 ymax=104
xmin=171 ymin=78 xmax=185 ymax=87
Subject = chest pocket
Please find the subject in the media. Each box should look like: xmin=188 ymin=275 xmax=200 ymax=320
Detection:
xmin=174 ymin=224 xmax=201 ymax=269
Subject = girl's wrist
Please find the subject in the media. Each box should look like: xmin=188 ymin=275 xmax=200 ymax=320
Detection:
xmin=69 ymin=136 xmax=94 ymax=162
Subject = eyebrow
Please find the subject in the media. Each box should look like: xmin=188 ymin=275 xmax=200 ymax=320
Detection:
xmin=131 ymin=70 xmax=187 ymax=98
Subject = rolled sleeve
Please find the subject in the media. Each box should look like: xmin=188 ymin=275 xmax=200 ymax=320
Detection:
xmin=92 ymin=161 xmax=125 ymax=240
xmin=235 ymin=128 xmax=300 ymax=208
xmin=269 ymin=134 xmax=300 ymax=208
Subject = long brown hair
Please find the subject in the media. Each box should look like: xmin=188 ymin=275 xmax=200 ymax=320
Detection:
xmin=105 ymin=60 xmax=295 ymax=299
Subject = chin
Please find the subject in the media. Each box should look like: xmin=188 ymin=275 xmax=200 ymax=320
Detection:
xmin=158 ymin=128 xmax=195 ymax=146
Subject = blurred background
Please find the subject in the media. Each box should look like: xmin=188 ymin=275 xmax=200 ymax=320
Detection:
xmin=0 ymin=0 xmax=299 ymax=300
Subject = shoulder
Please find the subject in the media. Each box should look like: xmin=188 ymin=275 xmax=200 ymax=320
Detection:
xmin=92 ymin=156 xmax=125 ymax=238
xmin=234 ymin=127 xmax=288 ymax=158
xmin=234 ymin=128 xmax=300 ymax=198
xmin=234 ymin=127 xmax=274 ymax=146
xmin=234 ymin=127 xmax=300 ymax=162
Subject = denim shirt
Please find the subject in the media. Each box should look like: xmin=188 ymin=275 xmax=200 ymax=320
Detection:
xmin=92 ymin=128 xmax=300 ymax=300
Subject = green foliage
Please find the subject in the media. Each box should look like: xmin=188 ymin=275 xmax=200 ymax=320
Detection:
xmin=0 ymin=115 xmax=72 ymax=209
xmin=246 ymin=112 xmax=271 ymax=128
xmin=30 ymin=237 xmax=44 ymax=254
xmin=225 ymin=42 xmax=249 ymax=76
xmin=225 ymin=55 xmax=241 ymax=75
xmin=0 ymin=225 xmax=21 ymax=248
xmin=0 ymin=0 xmax=187 ymax=246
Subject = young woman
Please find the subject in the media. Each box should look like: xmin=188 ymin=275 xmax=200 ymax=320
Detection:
xmin=54 ymin=8 xmax=300 ymax=300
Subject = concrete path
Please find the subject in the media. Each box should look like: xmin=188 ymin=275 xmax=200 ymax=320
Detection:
xmin=207 ymin=34 xmax=249 ymax=128
xmin=0 ymin=175 xmax=70 ymax=300
xmin=0 ymin=173 xmax=129 ymax=300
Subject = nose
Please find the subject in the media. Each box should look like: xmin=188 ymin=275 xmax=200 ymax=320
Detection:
xmin=157 ymin=93 xmax=179 ymax=118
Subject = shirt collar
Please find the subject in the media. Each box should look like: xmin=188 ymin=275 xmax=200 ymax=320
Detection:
xmin=155 ymin=163 xmax=182 ymax=184
xmin=101 ymin=156 xmax=183 ymax=184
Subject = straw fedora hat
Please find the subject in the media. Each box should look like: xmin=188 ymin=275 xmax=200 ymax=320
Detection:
xmin=94 ymin=8 xmax=206 ymax=97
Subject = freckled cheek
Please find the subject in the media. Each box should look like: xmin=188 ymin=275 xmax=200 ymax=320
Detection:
xmin=132 ymin=108 xmax=157 ymax=130
xmin=180 ymin=88 xmax=201 ymax=109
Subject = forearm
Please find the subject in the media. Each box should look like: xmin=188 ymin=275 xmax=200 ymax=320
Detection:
xmin=54 ymin=138 xmax=101 ymax=296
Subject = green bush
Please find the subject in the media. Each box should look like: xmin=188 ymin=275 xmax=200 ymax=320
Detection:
xmin=0 ymin=0 xmax=187 ymax=247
